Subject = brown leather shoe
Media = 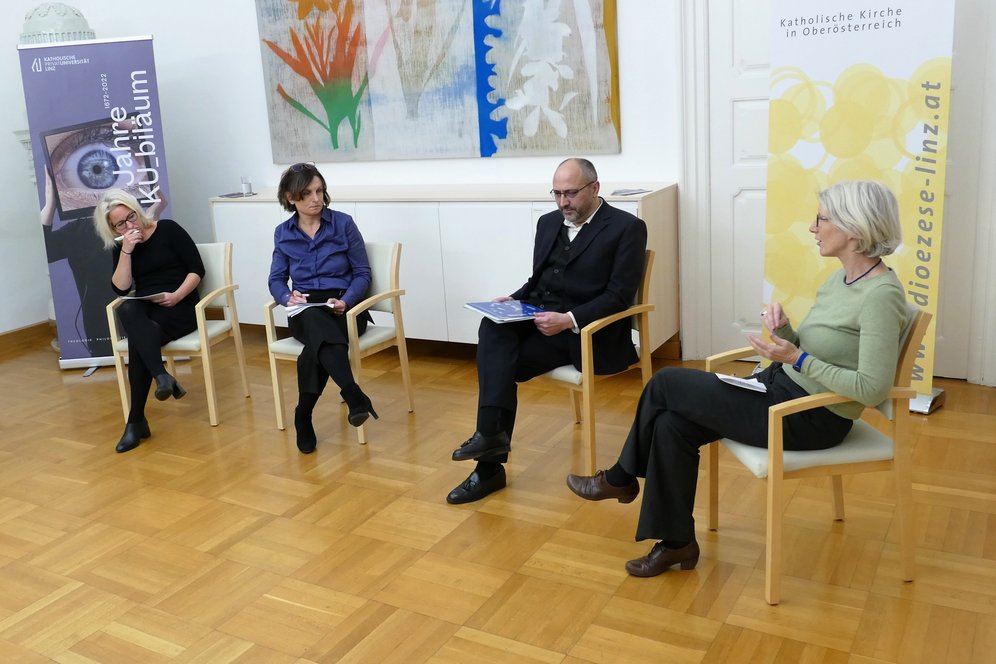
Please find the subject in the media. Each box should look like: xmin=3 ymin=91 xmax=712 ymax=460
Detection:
xmin=625 ymin=540 xmax=700 ymax=577
xmin=566 ymin=470 xmax=639 ymax=503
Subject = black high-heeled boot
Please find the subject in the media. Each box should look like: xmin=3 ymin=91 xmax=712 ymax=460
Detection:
xmin=115 ymin=419 xmax=151 ymax=453
xmin=295 ymin=406 xmax=317 ymax=453
xmin=340 ymin=384 xmax=378 ymax=427
xmin=154 ymin=372 xmax=186 ymax=401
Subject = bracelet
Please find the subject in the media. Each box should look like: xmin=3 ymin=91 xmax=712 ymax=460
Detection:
xmin=792 ymin=351 xmax=809 ymax=372
xmin=121 ymin=250 xmax=132 ymax=255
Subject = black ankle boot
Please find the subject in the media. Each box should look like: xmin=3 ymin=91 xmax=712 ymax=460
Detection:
xmin=116 ymin=419 xmax=151 ymax=453
xmin=154 ymin=373 xmax=186 ymax=401
xmin=295 ymin=406 xmax=317 ymax=453
xmin=340 ymin=384 xmax=378 ymax=427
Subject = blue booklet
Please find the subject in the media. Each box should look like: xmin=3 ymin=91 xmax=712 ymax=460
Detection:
xmin=464 ymin=300 xmax=543 ymax=323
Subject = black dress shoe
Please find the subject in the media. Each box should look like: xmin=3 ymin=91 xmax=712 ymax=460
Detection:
xmin=625 ymin=540 xmax=700 ymax=577
xmin=446 ymin=466 xmax=506 ymax=504
xmin=154 ymin=373 xmax=186 ymax=401
xmin=115 ymin=419 xmax=151 ymax=453
xmin=451 ymin=431 xmax=511 ymax=462
xmin=566 ymin=470 xmax=640 ymax=503
xmin=340 ymin=384 xmax=378 ymax=427
xmin=295 ymin=406 xmax=317 ymax=454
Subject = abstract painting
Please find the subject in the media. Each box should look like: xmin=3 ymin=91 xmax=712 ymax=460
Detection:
xmin=255 ymin=0 xmax=620 ymax=162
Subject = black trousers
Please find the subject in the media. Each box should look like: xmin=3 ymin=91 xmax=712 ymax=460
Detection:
xmin=474 ymin=318 xmax=577 ymax=462
xmin=289 ymin=288 xmax=368 ymax=395
xmin=118 ymin=299 xmax=196 ymax=422
xmin=618 ymin=365 xmax=853 ymax=543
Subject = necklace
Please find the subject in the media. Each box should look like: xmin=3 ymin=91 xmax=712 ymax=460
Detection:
xmin=843 ymin=258 xmax=882 ymax=286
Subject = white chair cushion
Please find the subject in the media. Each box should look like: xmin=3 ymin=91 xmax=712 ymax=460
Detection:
xmin=357 ymin=324 xmax=397 ymax=351
xmin=163 ymin=320 xmax=232 ymax=353
xmin=268 ymin=324 xmax=397 ymax=358
xmin=543 ymin=364 xmax=582 ymax=385
xmin=113 ymin=320 xmax=233 ymax=354
xmin=270 ymin=336 xmax=304 ymax=357
xmin=720 ymin=419 xmax=894 ymax=479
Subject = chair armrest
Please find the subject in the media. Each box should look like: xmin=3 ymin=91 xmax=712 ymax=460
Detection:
xmin=348 ymin=288 xmax=405 ymax=318
xmin=579 ymin=303 xmax=655 ymax=342
xmin=194 ymin=284 xmax=238 ymax=314
xmin=106 ymin=297 xmax=125 ymax=342
xmin=263 ymin=299 xmax=280 ymax=346
xmin=769 ymin=385 xmax=917 ymax=420
xmin=765 ymin=384 xmax=914 ymax=462
xmin=705 ymin=347 xmax=756 ymax=371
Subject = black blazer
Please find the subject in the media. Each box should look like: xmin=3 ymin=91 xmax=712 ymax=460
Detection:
xmin=511 ymin=199 xmax=648 ymax=374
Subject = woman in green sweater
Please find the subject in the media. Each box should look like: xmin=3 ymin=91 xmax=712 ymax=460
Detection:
xmin=566 ymin=180 xmax=909 ymax=578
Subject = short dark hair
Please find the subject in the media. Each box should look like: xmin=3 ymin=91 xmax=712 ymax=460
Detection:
xmin=558 ymin=157 xmax=598 ymax=183
xmin=277 ymin=163 xmax=330 ymax=212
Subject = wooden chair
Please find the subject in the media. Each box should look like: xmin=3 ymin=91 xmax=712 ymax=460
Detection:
xmin=263 ymin=241 xmax=414 ymax=445
xmin=542 ymin=250 xmax=656 ymax=474
xmin=107 ymin=242 xmax=250 ymax=426
xmin=704 ymin=306 xmax=931 ymax=605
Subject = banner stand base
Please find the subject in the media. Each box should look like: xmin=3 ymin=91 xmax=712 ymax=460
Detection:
xmin=910 ymin=387 xmax=946 ymax=415
xmin=59 ymin=357 xmax=115 ymax=370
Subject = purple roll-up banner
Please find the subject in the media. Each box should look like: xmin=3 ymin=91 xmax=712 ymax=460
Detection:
xmin=18 ymin=36 xmax=172 ymax=369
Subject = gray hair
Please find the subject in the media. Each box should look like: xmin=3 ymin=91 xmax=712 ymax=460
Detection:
xmin=819 ymin=180 xmax=901 ymax=257
xmin=92 ymin=188 xmax=153 ymax=250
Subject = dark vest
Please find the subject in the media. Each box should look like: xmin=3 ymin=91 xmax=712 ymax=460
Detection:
xmin=527 ymin=224 xmax=575 ymax=312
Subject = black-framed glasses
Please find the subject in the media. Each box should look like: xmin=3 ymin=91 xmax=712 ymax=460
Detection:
xmin=815 ymin=214 xmax=830 ymax=227
xmin=550 ymin=181 xmax=595 ymax=200
xmin=111 ymin=211 xmax=138 ymax=231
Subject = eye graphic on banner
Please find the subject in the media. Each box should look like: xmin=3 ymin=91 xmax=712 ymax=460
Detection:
xmin=41 ymin=118 xmax=153 ymax=220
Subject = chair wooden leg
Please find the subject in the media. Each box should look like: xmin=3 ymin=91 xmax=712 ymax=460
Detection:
xmin=397 ymin=340 xmax=415 ymax=413
xmin=166 ymin=355 xmax=177 ymax=376
xmin=831 ymin=475 xmax=845 ymax=521
xmin=270 ymin=354 xmax=286 ymax=431
xmin=570 ymin=389 xmax=582 ymax=424
xmin=232 ymin=325 xmax=250 ymax=399
xmin=201 ymin=349 xmax=219 ymax=426
xmin=581 ymin=381 xmax=596 ymax=474
xmin=765 ymin=473 xmax=783 ymax=605
xmin=708 ymin=442 xmax=719 ymax=531
xmin=894 ymin=435 xmax=916 ymax=582
xmin=115 ymin=353 xmax=130 ymax=423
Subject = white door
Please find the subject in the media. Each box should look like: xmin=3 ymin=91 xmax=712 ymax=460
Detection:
xmin=707 ymin=0 xmax=771 ymax=353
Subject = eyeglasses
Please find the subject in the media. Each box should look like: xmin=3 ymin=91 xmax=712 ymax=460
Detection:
xmin=111 ymin=211 xmax=138 ymax=231
xmin=288 ymin=162 xmax=317 ymax=173
xmin=815 ymin=214 xmax=831 ymax=227
xmin=550 ymin=181 xmax=595 ymax=200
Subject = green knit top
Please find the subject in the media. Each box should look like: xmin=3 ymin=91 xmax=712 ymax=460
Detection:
xmin=775 ymin=268 xmax=910 ymax=420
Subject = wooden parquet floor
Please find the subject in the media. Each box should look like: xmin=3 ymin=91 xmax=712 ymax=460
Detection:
xmin=0 ymin=324 xmax=994 ymax=663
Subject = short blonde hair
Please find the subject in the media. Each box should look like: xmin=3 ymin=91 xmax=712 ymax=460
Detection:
xmin=92 ymin=189 xmax=154 ymax=250
xmin=819 ymin=181 xmax=902 ymax=257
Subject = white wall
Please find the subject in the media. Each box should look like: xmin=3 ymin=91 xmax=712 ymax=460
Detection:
xmin=0 ymin=0 xmax=682 ymax=336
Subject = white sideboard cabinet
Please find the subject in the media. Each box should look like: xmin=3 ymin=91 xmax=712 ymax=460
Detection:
xmin=210 ymin=183 xmax=678 ymax=351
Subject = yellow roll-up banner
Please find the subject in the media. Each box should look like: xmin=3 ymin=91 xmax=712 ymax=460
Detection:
xmin=765 ymin=1 xmax=956 ymax=393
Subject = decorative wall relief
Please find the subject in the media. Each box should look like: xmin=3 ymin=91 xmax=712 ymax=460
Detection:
xmin=255 ymin=0 xmax=620 ymax=162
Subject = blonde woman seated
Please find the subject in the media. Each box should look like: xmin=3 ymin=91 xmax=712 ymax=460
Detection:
xmin=94 ymin=190 xmax=204 ymax=453
xmin=567 ymin=180 xmax=909 ymax=577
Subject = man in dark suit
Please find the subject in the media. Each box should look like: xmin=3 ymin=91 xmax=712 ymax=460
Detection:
xmin=447 ymin=158 xmax=648 ymax=504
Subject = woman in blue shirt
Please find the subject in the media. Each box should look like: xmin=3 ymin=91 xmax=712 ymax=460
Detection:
xmin=268 ymin=163 xmax=375 ymax=453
